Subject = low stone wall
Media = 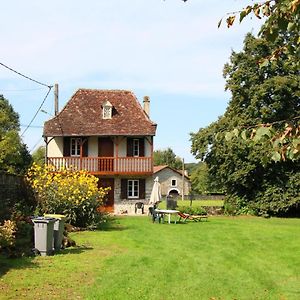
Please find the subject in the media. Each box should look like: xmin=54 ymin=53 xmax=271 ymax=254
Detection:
xmin=114 ymin=200 xmax=151 ymax=215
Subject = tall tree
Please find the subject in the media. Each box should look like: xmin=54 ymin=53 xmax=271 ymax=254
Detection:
xmin=153 ymin=148 xmax=183 ymax=170
xmin=32 ymin=146 xmax=45 ymax=166
xmin=0 ymin=95 xmax=32 ymax=174
xmin=190 ymin=33 xmax=300 ymax=216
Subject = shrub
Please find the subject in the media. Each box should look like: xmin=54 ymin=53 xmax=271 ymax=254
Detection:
xmin=26 ymin=163 xmax=109 ymax=228
xmin=178 ymin=206 xmax=207 ymax=215
xmin=0 ymin=220 xmax=16 ymax=249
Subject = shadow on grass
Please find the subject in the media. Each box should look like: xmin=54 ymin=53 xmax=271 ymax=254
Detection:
xmin=59 ymin=245 xmax=94 ymax=255
xmin=0 ymin=254 xmax=38 ymax=278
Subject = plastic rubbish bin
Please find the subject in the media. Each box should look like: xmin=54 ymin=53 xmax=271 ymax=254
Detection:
xmin=32 ymin=217 xmax=56 ymax=256
xmin=166 ymin=197 xmax=177 ymax=210
xmin=44 ymin=214 xmax=66 ymax=251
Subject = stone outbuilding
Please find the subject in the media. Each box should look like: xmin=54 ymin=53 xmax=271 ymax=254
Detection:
xmin=153 ymin=165 xmax=191 ymax=198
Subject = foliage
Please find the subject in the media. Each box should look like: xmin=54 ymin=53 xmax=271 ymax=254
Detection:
xmin=0 ymin=95 xmax=32 ymax=174
xmin=31 ymin=145 xmax=45 ymax=166
xmin=178 ymin=205 xmax=207 ymax=215
xmin=189 ymin=162 xmax=224 ymax=194
xmin=0 ymin=220 xmax=16 ymax=249
xmin=217 ymin=0 xmax=300 ymax=161
xmin=153 ymin=147 xmax=183 ymax=170
xmin=190 ymin=33 xmax=300 ymax=216
xmin=26 ymin=163 xmax=109 ymax=227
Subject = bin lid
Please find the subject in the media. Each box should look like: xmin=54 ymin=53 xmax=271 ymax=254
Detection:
xmin=44 ymin=214 xmax=66 ymax=220
xmin=31 ymin=216 xmax=57 ymax=223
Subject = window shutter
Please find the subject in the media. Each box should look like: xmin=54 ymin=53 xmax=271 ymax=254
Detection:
xmin=139 ymin=179 xmax=145 ymax=199
xmin=63 ymin=137 xmax=70 ymax=157
xmin=127 ymin=138 xmax=133 ymax=157
xmin=82 ymin=138 xmax=89 ymax=157
xmin=121 ymin=179 xmax=127 ymax=199
xmin=139 ymin=138 xmax=145 ymax=157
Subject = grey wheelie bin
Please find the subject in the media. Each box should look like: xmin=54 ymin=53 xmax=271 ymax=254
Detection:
xmin=44 ymin=214 xmax=66 ymax=251
xmin=32 ymin=217 xmax=56 ymax=256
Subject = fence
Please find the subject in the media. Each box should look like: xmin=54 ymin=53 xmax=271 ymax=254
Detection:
xmin=0 ymin=173 xmax=33 ymax=222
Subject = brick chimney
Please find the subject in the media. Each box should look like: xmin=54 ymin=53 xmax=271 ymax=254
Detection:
xmin=143 ymin=96 xmax=150 ymax=117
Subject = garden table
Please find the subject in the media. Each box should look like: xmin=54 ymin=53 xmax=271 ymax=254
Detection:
xmin=155 ymin=209 xmax=179 ymax=224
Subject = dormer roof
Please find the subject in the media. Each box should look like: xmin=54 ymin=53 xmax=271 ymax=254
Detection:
xmin=43 ymin=89 xmax=157 ymax=137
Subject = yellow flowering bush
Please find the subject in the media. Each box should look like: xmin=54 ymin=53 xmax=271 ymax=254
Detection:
xmin=26 ymin=163 xmax=109 ymax=227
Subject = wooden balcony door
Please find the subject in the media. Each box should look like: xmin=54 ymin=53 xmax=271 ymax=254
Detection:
xmin=98 ymin=178 xmax=114 ymax=212
xmin=98 ymin=137 xmax=114 ymax=171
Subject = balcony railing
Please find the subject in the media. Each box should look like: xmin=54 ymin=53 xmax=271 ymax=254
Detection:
xmin=47 ymin=156 xmax=153 ymax=174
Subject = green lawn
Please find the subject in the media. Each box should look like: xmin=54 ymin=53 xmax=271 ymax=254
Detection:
xmin=1 ymin=216 xmax=300 ymax=299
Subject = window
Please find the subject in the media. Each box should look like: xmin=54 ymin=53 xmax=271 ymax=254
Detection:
xmin=171 ymin=179 xmax=177 ymax=187
xmin=127 ymin=180 xmax=139 ymax=198
xmin=133 ymin=139 xmax=139 ymax=157
xmin=70 ymin=138 xmax=81 ymax=156
xmin=102 ymin=100 xmax=113 ymax=119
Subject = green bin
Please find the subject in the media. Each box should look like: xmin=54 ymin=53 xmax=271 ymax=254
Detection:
xmin=32 ymin=217 xmax=56 ymax=256
xmin=44 ymin=214 xmax=66 ymax=251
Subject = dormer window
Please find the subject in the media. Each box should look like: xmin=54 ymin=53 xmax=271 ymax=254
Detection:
xmin=102 ymin=100 xmax=113 ymax=119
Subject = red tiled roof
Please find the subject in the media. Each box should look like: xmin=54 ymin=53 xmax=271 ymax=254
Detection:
xmin=153 ymin=165 xmax=190 ymax=180
xmin=43 ymin=89 xmax=157 ymax=137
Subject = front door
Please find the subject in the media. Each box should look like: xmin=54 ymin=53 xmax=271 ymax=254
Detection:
xmin=98 ymin=137 xmax=114 ymax=172
xmin=98 ymin=178 xmax=114 ymax=213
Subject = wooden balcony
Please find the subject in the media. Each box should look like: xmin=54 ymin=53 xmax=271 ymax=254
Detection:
xmin=47 ymin=156 xmax=153 ymax=175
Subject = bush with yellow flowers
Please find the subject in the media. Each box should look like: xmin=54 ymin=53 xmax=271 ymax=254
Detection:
xmin=26 ymin=163 xmax=109 ymax=228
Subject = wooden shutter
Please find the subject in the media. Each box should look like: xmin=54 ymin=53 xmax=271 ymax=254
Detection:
xmin=127 ymin=138 xmax=133 ymax=157
xmin=82 ymin=138 xmax=89 ymax=157
xmin=139 ymin=179 xmax=145 ymax=199
xmin=121 ymin=179 xmax=127 ymax=199
xmin=63 ymin=137 xmax=70 ymax=157
xmin=139 ymin=138 xmax=145 ymax=157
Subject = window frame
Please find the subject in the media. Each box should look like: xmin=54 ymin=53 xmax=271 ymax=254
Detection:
xmin=171 ymin=179 xmax=177 ymax=187
xmin=133 ymin=139 xmax=140 ymax=157
xmin=70 ymin=138 xmax=81 ymax=157
xmin=127 ymin=179 xmax=139 ymax=199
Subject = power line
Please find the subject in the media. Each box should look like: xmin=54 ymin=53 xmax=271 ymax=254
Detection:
xmin=29 ymin=137 xmax=44 ymax=153
xmin=0 ymin=62 xmax=53 ymax=88
xmin=0 ymin=87 xmax=45 ymax=92
xmin=21 ymin=86 xmax=52 ymax=137
xmin=20 ymin=124 xmax=43 ymax=128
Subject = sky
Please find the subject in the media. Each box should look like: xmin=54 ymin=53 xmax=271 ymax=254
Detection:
xmin=0 ymin=0 xmax=263 ymax=162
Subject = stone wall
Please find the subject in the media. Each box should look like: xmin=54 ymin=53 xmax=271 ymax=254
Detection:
xmin=114 ymin=177 xmax=153 ymax=215
xmin=155 ymin=168 xmax=191 ymax=196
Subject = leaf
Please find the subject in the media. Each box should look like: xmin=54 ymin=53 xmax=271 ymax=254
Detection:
xmin=217 ymin=18 xmax=222 ymax=28
xmin=241 ymin=130 xmax=248 ymax=140
xmin=226 ymin=15 xmax=236 ymax=28
xmin=253 ymin=126 xmax=271 ymax=142
xmin=254 ymin=7 xmax=261 ymax=19
xmin=225 ymin=131 xmax=233 ymax=141
xmin=239 ymin=10 xmax=247 ymax=23
xmin=271 ymin=151 xmax=281 ymax=162
xmin=233 ymin=128 xmax=239 ymax=137
xmin=259 ymin=58 xmax=269 ymax=68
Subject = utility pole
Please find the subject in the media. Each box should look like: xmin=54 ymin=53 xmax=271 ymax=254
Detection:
xmin=54 ymin=83 xmax=59 ymax=116
xmin=182 ymin=157 xmax=185 ymax=201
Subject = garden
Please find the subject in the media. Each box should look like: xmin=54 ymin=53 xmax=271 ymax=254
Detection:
xmin=1 ymin=216 xmax=300 ymax=299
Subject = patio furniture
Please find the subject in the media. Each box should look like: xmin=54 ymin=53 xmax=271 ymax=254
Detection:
xmin=178 ymin=212 xmax=208 ymax=222
xmin=135 ymin=202 xmax=144 ymax=214
xmin=154 ymin=209 xmax=179 ymax=224
xmin=148 ymin=207 xmax=161 ymax=223
xmin=177 ymin=212 xmax=189 ymax=223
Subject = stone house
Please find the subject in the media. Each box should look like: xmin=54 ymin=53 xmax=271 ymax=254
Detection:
xmin=153 ymin=165 xmax=191 ymax=198
xmin=43 ymin=89 xmax=157 ymax=214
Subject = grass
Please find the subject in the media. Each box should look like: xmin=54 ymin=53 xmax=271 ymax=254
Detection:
xmin=1 ymin=216 xmax=300 ymax=299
